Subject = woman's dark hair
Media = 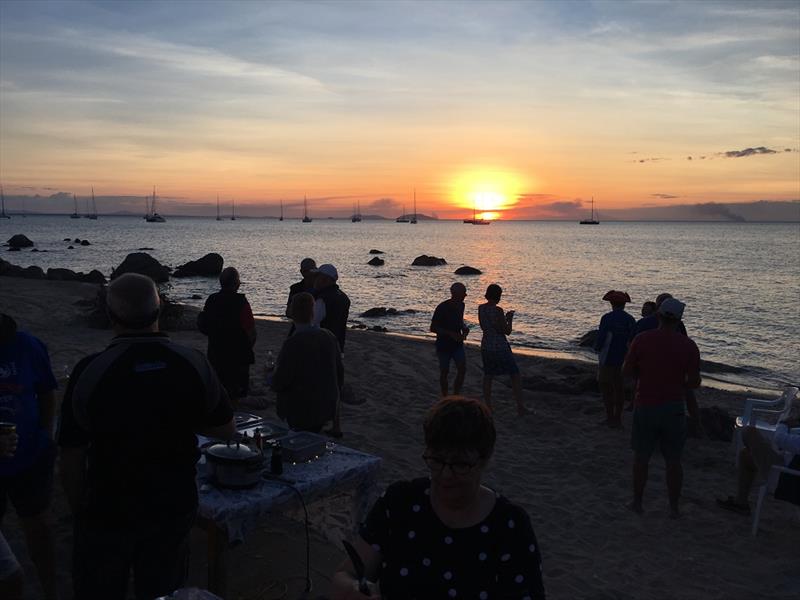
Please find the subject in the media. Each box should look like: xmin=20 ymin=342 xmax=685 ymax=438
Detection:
xmin=423 ymin=396 xmax=496 ymax=459
xmin=485 ymin=284 xmax=502 ymax=302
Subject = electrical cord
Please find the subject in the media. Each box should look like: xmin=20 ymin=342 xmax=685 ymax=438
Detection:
xmin=262 ymin=473 xmax=312 ymax=594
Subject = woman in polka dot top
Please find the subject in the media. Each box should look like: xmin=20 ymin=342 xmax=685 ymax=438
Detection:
xmin=332 ymin=397 xmax=545 ymax=599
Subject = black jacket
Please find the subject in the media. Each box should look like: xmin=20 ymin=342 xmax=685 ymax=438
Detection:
xmin=314 ymin=284 xmax=351 ymax=351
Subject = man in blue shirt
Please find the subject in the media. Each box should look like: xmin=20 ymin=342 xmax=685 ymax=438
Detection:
xmin=0 ymin=313 xmax=58 ymax=599
xmin=594 ymin=291 xmax=636 ymax=428
xmin=430 ymin=283 xmax=470 ymax=396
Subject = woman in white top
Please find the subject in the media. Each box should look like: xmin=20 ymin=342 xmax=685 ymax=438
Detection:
xmin=478 ymin=284 xmax=528 ymax=416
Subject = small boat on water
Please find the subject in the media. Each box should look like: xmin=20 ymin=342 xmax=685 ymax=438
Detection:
xmin=216 ymin=195 xmax=222 ymax=221
xmin=279 ymin=200 xmax=284 ymax=221
xmin=302 ymin=195 xmax=312 ymax=222
xmin=231 ymin=198 xmax=236 ymax=221
xmin=351 ymin=200 xmax=362 ymax=222
xmin=70 ymin=193 xmax=80 ymax=219
xmin=463 ymin=202 xmax=490 ymax=225
xmin=85 ymin=187 xmax=98 ymax=219
xmin=396 ymin=203 xmax=410 ymax=223
xmin=410 ymin=190 xmax=417 ymax=224
xmin=0 ymin=186 xmax=9 ymax=219
xmin=579 ymin=197 xmax=599 ymax=225
xmin=145 ymin=186 xmax=166 ymax=222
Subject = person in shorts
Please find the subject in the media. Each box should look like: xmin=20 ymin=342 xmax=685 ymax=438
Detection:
xmin=594 ymin=290 xmax=636 ymax=428
xmin=478 ymin=284 xmax=528 ymax=415
xmin=0 ymin=313 xmax=58 ymax=599
xmin=623 ymin=298 xmax=700 ymax=517
xmin=430 ymin=283 xmax=470 ymax=396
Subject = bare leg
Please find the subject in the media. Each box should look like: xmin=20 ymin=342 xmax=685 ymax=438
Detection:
xmin=482 ymin=375 xmax=493 ymax=410
xmin=511 ymin=374 xmax=528 ymax=415
xmin=629 ymin=455 xmax=649 ymax=514
xmin=439 ymin=369 xmax=449 ymax=396
xmin=665 ymin=460 xmax=683 ymax=517
xmin=20 ymin=513 xmax=58 ymax=600
xmin=453 ymin=362 xmax=465 ymax=395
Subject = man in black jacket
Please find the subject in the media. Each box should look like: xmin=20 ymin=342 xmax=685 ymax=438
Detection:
xmin=197 ymin=267 xmax=256 ymax=407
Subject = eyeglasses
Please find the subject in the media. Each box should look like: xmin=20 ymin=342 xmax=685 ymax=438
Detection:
xmin=422 ymin=454 xmax=480 ymax=475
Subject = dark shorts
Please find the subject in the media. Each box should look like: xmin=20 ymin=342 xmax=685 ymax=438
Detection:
xmin=481 ymin=348 xmax=520 ymax=377
xmin=632 ymin=402 xmax=687 ymax=461
xmin=437 ymin=346 xmax=465 ymax=370
xmin=73 ymin=510 xmax=195 ymax=600
xmin=0 ymin=442 xmax=55 ymax=520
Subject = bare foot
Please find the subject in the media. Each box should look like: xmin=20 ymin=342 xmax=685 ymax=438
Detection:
xmin=627 ymin=501 xmax=644 ymax=515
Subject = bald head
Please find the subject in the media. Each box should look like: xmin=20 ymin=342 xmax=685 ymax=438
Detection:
xmin=107 ymin=273 xmax=161 ymax=331
xmin=450 ymin=282 xmax=467 ymax=302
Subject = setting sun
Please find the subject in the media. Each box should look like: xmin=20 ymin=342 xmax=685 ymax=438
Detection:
xmin=450 ymin=169 xmax=528 ymax=219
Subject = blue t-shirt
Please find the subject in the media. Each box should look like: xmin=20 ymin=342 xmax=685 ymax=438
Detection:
xmin=0 ymin=332 xmax=57 ymax=476
xmin=431 ymin=300 xmax=466 ymax=353
xmin=594 ymin=308 xmax=637 ymax=367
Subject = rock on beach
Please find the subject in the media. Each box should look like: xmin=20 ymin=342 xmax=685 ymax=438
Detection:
xmin=367 ymin=257 xmax=385 ymax=266
xmin=111 ymin=252 xmax=171 ymax=283
xmin=6 ymin=234 xmax=34 ymax=248
xmin=454 ymin=266 xmax=482 ymax=275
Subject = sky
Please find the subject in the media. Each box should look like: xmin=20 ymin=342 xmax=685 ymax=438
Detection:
xmin=0 ymin=0 xmax=798 ymax=220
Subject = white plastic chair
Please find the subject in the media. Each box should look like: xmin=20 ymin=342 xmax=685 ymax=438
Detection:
xmin=734 ymin=386 xmax=798 ymax=465
xmin=751 ymin=441 xmax=800 ymax=536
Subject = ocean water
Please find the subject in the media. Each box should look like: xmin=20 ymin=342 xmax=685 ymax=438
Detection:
xmin=2 ymin=216 xmax=798 ymax=389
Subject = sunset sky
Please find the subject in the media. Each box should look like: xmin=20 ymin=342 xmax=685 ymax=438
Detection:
xmin=0 ymin=0 xmax=798 ymax=219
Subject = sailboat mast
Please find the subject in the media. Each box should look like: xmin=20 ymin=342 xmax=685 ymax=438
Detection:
xmin=216 ymin=194 xmax=220 ymax=220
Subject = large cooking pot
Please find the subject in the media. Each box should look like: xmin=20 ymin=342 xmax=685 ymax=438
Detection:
xmin=205 ymin=441 xmax=265 ymax=489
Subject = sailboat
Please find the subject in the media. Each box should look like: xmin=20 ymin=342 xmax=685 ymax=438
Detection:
xmin=145 ymin=186 xmax=166 ymax=222
xmin=351 ymin=200 xmax=362 ymax=222
xmin=463 ymin=200 xmax=490 ymax=225
xmin=0 ymin=186 xmax=9 ymax=219
xmin=579 ymin=197 xmax=599 ymax=225
xmin=410 ymin=189 xmax=417 ymax=224
xmin=302 ymin=195 xmax=312 ymax=222
xmin=396 ymin=204 xmax=409 ymax=223
xmin=216 ymin=195 xmax=222 ymax=221
xmin=230 ymin=198 xmax=236 ymax=221
xmin=279 ymin=200 xmax=284 ymax=221
xmin=85 ymin=187 xmax=98 ymax=219
xmin=70 ymin=194 xmax=80 ymax=219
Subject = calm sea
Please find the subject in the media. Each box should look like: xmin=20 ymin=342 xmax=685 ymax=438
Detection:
xmin=2 ymin=216 xmax=798 ymax=389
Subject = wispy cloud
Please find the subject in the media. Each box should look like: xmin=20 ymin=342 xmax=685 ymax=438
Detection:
xmin=723 ymin=146 xmax=778 ymax=158
xmin=652 ymin=193 xmax=679 ymax=199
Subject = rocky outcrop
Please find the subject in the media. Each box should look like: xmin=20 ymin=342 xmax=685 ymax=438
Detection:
xmin=577 ymin=329 xmax=598 ymax=348
xmin=368 ymin=249 xmax=385 ymax=254
xmin=0 ymin=259 xmax=24 ymax=277
xmin=80 ymin=240 xmax=91 ymax=246
xmin=79 ymin=270 xmax=107 ymax=284
xmin=6 ymin=234 xmax=33 ymax=248
xmin=412 ymin=255 xmax=447 ymax=266
xmin=111 ymin=252 xmax=171 ymax=283
xmin=367 ymin=257 xmax=385 ymax=266
xmin=172 ymin=253 xmax=224 ymax=278
xmin=21 ymin=266 xmax=45 ymax=279
xmin=361 ymin=307 xmax=391 ymax=318
xmin=47 ymin=268 xmax=78 ymax=281
xmin=454 ymin=266 xmax=482 ymax=275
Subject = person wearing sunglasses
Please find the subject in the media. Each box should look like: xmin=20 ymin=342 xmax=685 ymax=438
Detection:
xmin=332 ymin=396 xmax=545 ymax=599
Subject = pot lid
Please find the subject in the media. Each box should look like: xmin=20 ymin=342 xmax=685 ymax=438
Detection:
xmin=206 ymin=442 xmax=261 ymax=461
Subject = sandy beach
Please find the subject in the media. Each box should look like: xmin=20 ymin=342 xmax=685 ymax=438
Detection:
xmin=1 ymin=277 xmax=798 ymax=600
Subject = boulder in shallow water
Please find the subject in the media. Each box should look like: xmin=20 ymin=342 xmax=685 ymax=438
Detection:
xmin=412 ymin=254 xmax=447 ymax=266
xmin=67 ymin=246 xmax=74 ymax=249
xmin=361 ymin=307 xmax=388 ymax=318
xmin=111 ymin=252 xmax=170 ymax=283
xmin=7 ymin=234 xmax=34 ymax=248
xmin=7 ymin=247 xmax=20 ymax=252
xmin=367 ymin=257 xmax=384 ymax=266
xmin=454 ymin=265 xmax=481 ymax=275
xmin=371 ymin=325 xmax=388 ymax=332
xmin=172 ymin=253 xmax=224 ymax=278
xmin=80 ymin=240 xmax=91 ymax=246
xmin=577 ymin=329 xmax=598 ymax=348
xmin=74 ymin=238 xmax=81 ymax=243
xmin=368 ymin=249 xmax=385 ymax=254
xmin=63 ymin=238 xmax=71 ymax=242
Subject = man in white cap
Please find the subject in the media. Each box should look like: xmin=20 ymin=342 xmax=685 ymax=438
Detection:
xmin=312 ymin=264 xmax=350 ymax=437
xmin=623 ymin=297 xmax=701 ymax=518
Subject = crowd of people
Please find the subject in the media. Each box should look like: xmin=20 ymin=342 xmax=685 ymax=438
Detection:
xmin=0 ymin=264 xmax=797 ymax=599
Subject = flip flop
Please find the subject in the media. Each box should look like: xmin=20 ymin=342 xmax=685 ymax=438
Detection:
xmin=716 ymin=496 xmax=751 ymax=516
